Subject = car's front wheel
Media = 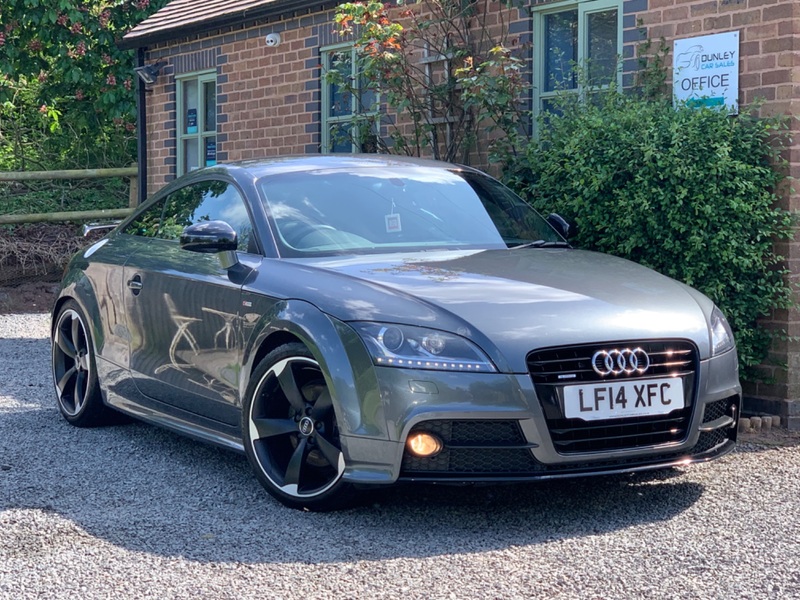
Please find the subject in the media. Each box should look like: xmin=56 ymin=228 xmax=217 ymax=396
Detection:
xmin=243 ymin=343 xmax=355 ymax=511
xmin=51 ymin=300 xmax=116 ymax=427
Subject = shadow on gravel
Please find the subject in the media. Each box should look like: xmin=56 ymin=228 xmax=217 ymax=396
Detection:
xmin=1 ymin=336 xmax=707 ymax=565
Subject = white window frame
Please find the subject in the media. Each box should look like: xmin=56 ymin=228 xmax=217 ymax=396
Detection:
xmin=320 ymin=43 xmax=379 ymax=153
xmin=532 ymin=0 xmax=623 ymax=120
xmin=176 ymin=70 xmax=217 ymax=175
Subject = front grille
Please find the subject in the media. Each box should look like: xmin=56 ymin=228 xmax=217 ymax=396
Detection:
xmin=401 ymin=420 xmax=540 ymax=475
xmin=694 ymin=429 xmax=728 ymax=453
xmin=408 ymin=419 xmax=527 ymax=447
xmin=527 ymin=340 xmax=699 ymax=455
xmin=399 ymin=418 xmax=731 ymax=480
xmin=702 ymin=397 xmax=738 ymax=423
xmin=703 ymin=398 xmax=729 ymax=422
xmin=527 ymin=340 xmax=696 ymax=384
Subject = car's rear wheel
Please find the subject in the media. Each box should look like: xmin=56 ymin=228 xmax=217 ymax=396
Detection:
xmin=243 ymin=343 xmax=355 ymax=511
xmin=51 ymin=300 xmax=116 ymax=427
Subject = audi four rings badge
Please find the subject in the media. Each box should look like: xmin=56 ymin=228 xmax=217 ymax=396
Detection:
xmin=591 ymin=348 xmax=650 ymax=376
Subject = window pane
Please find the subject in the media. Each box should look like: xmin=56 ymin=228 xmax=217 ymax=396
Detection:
xmin=588 ymin=9 xmax=618 ymax=86
xmin=328 ymin=51 xmax=353 ymax=117
xmin=544 ymin=10 xmax=578 ymax=92
xmin=183 ymin=80 xmax=198 ymax=134
xmin=184 ymin=138 xmax=199 ymax=172
xmin=354 ymin=120 xmax=378 ymax=153
xmin=359 ymin=77 xmax=377 ymax=113
xmin=541 ymin=98 xmax=563 ymax=117
xmin=203 ymin=81 xmax=217 ymax=131
xmin=329 ymin=123 xmax=352 ymax=153
xmin=124 ymin=200 xmax=164 ymax=237
xmin=161 ymin=182 xmax=253 ymax=250
xmin=203 ymin=80 xmax=216 ymax=132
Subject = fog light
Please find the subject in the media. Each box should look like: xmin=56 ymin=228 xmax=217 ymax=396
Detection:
xmin=406 ymin=432 xmax=443 ymax=457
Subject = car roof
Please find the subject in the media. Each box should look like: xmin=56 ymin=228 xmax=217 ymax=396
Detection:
xmin=209 ymin=154 xmax=478 ymax=180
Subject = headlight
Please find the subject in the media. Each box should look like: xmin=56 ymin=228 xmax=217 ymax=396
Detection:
xmin=351 ymin=323 xmax=497 ymax=372
xmin=710 ymin=306 xmax=735 ymax=356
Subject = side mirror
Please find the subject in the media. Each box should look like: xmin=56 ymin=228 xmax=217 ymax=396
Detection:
xmin=546 ymin=213 xmax=572 ymax=240
xmin=181 ymin=220 xmax=239 ymax=269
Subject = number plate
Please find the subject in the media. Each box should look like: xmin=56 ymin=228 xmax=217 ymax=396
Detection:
xmin=563 ymin=377 xmax=684 ymax=421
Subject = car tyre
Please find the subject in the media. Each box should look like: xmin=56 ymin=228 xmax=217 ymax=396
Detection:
xmin=52 ymin=300 xmax=116 ymax=427
xmin=243 ymin=343 xmax=356 ymax=511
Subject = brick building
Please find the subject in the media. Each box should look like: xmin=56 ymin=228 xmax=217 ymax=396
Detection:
xmin=120 ymin=0 xmax=800 ymax=427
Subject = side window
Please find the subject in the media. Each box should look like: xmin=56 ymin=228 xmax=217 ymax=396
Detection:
xmin=160 ymin=180 xmax=255 ymax=252
xmin=123 ymin=199 xmax=165 ymax=238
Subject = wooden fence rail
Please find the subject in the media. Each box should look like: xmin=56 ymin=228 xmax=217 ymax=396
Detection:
xmin=0 ymin=165 xmax=138 ymax=225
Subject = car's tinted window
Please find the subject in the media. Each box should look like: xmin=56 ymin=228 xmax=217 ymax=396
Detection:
xmin=464 ymin=173 xmax=560 ymax=245
xmin=158 ymin=180 xmax=254 ymax=252
xmin=258 ymin=167 xmax=561 ymax=256
xmin=123 ymin=199 xmax=165 ymax=238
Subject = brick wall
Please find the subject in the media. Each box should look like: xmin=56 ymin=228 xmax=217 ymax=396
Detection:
xmin=143 ymin=11 xmax=335 ymax=193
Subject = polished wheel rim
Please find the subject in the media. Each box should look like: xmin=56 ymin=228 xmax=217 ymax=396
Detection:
xmin=249 ymin=356 xmax=345 ymax=498
xmin=52 ymin=309 xmax=92 ymax=416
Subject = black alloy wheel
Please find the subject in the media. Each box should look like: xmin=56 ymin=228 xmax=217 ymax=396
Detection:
xmin=243 ymin=343 xmax=355 ymax=511
xmin=51 ymin=300 xmax=115 ymax=427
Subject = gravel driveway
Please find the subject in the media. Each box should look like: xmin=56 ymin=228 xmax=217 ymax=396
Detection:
xmin=1 ymin=313 xmax=799 ymax=600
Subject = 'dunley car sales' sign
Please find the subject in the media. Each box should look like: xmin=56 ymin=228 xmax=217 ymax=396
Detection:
xmin=673 ymin=31 xmax=739 ymax=114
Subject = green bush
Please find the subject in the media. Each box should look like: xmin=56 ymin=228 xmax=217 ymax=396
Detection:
xmin=504 ymin=92 xmax=795 ymax=379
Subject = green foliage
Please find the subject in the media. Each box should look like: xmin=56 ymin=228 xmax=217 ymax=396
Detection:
xmin=0 ymin=1 xmax=163 ymax=211
xmin=0 ymin=0 xmax=169 ymax=125
xmin=505 ymin=89 xmax=795 ymax=378
xmin=0 ymin=77 xmax=137 ymax=172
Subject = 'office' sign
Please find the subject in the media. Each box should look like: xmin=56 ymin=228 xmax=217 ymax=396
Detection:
xmin=673 ymin=31 xmax=739 ymax=114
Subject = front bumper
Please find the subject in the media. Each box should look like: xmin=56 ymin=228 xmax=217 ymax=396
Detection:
xmin=338 ymin=347 xmax=741 ymax=485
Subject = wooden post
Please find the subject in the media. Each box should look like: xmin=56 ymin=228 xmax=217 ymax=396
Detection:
xmin=128 ymin=163 xmax=139 ymax=208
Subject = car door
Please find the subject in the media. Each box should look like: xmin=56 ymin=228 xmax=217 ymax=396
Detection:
xmin=123 ymin=178 xmax=258 ymax=426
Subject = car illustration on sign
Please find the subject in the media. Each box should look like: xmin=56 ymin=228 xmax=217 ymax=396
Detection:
xmin=51 ymin=155 xmax=741 ymax=510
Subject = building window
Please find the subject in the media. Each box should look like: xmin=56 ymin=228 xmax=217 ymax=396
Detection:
xmin=533 ymin=0 xmax=621 ymax=116
xmin=176 ymin=70 xmax=217 ymax=175
xmin=321 ymin=44 xmax=379 ymax=153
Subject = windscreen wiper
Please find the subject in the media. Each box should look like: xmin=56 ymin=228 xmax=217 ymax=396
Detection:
xmin=511 ymin=240 xmax=572 ymax=249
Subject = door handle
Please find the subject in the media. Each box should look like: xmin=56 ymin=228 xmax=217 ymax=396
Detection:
xmin=127 ymin=275 xmax=143 ymax=295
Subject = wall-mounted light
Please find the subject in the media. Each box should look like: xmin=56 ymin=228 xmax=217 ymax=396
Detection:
xmin=134 ymin=61 xmax=167 ymax=85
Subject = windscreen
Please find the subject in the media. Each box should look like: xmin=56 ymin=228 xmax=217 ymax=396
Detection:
xmin=258 ymin=166 xmax=562 ymax=256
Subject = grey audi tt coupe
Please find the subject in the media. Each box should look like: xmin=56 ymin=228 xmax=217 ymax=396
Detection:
xmin=51 ymin=155 xmax=741 ymax=510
